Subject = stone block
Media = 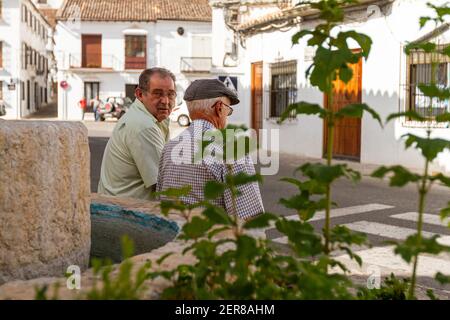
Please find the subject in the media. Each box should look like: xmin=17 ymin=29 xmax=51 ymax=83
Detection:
xmin=0 ymin=120 xmax=91 ymax=284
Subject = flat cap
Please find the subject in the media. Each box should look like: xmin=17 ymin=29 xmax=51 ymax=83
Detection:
xmin=184 ymin=79 xmax=240 ymax=105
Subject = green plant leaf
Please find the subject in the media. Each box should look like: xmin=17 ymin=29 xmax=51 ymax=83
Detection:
xmin=298 ymin=163 xmax=361 ymax=184
xmin=203 ymin=206 xmax=232 ymax=225
xmin=330 ymin=225 xmax=367 ymax=247
xmin=418 ymin=84 xmax=450 ymax=101
xmin=280 ymin=177 xmax=328 ymax=194
xmin=226 ymin=172 xmax=263 ymax=186
xmin=154 ymin=185 xmax=192 ymax=198
xmin=243 ymin=213 xmax=278 ymax=229
xmin=442 ymin=45 xmax=450 ymax=57
xmin=435 ymin=272 xmax=450 ymax=285
xmin=371 ymin=165 xmax=421 ymax=187
xmin=156 ymin=252 xmax=174 ymax=265
xmin=404 ymin=42 xmax=436 ymax=54
xmin=429 ymin=173 xmax=450 ymax=188
xmin=236 ymin=235 xmax=258 ymax=261
xmin=192 ymin=240 xmax=217 ymax=260
xmin=338 ymin=64 xmax=353 ymax=83
xmin=279 ymin=101 xmax=328 ymax=122
xmin=386 ymin=111 xmax=427 ymax=123
xmin=440 ymin=203 xmax=450 ymax=227
xmin=159 ymin=200 xmax=187 ymax=216
xmin=280 ymin=195 xmax=329 ymax=221
xmin=204 ymin=181 xmax=226 ymax=200
xmin=419 ymin=16 xmax=431 ymax=28
xmin=337 ymin=31 xmax=372 ymax=58
xmin=275 ymin=219 xmax=323 ymax=257
xmin=292 ymin=29 xmax=313 ymax=45
xmin=394 ymin=234 xmax=450 ymax=263
xmin=339 ymin=246 xmax=363 ymax=267
xmin=403 ymin=134 xmax=450 ymax=162
xmin=335 ymin=103 xmax=383 ymax=127
xmin=181 ymin=217 xmax=213 ymax=239
xmin=435 ymin=112 xmax=450 ymax=123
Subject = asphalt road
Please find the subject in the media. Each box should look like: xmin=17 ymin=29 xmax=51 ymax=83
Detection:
xmin=87 ymin=121 xmax=450 ymax=295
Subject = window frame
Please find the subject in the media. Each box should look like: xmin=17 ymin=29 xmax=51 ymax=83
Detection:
xmin=404 ymin=45 xmax=450 ymax=123
xmin=124 ymin=35 xmax=147 ymax=70
xmin=269 ymin=60 xmax=298 ymax=119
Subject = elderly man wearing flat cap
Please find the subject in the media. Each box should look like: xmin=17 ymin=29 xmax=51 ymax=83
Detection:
xmin=156 ymin=79 xmax=264 ymax=220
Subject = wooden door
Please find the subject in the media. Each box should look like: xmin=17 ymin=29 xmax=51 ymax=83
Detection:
xmin=324 ymin=58 xmax=362 ymax=161
xmin=251 ymin=61 xmax=263 ymax=132
xmin=82 ymin=35 xmax=102 ymax=68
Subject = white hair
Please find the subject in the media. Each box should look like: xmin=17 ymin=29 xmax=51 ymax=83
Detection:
xmin=187 ymin=97 xmax=227 ymax=115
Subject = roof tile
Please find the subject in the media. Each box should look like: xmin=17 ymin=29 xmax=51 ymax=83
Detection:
xmin=57 ymin=0 xmax=211 ymax=22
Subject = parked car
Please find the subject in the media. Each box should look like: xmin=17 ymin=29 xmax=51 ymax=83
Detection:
xmin=170 ymin=101 xmax=191 ymax=126
xmin=97 ymin=97 xmax=133 ymax=121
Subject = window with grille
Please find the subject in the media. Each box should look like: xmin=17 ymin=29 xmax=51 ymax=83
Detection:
xmin=405 ymin=46 xmax=450 ymax=119
xmin=269 ymin=60 xmax=297 ymax=118
xmin=125 ymin=35 xmax=146 ymax=69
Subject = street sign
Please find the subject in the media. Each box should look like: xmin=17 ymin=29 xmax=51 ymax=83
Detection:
xmin=218 ymin=76 xmax=238 ymax=93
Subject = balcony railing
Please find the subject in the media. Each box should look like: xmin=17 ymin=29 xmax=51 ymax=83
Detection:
xmin=125 ymin=56 xmax=147 ymax=70
xmin=63 ymin=53 xmax=123 ymax=70
xmin=180 ymin=57 xmax=212 ymax=73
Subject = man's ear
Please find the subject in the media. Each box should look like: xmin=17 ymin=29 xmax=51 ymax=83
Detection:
xmin=135 ymin=88 xmax=143 ymax=99
xmin=213 ymin=101 xmax=222 ymax=116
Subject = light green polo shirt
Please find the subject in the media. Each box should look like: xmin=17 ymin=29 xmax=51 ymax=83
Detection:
xmin=98 ymin=99 xmax=170 ymax=200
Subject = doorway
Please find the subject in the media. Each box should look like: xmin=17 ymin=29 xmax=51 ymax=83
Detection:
xmin=82 ymin=35 xmax=102 ymax=68
xmin=251 ymin=61 xmax=263 ymax=133
xmin=323 ymin=57 xmax=362 ymax=161
xmin=125 ymin=84 xmax=138 ymax=101
xmin=84 ymin=82 xmax=100 ymax=112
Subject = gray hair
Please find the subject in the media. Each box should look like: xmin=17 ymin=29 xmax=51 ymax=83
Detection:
xmin=138 ymin=67 xmax=176 ymax=91
xmin=186 ymin=97 xmax=226 ymax=115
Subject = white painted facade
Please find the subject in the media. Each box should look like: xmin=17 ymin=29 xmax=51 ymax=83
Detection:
xmin=0 ymin=0 xmax=54 ymax=119
xmin=211 ymin=0 xmax=450 ymax=173
xmin=55 ymin=19 xmax=212 ymax=120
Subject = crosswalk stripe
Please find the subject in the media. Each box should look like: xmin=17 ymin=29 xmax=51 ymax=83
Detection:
xmin=283 ymin=203 xmax=394 ymax=222
xmin=343 ymin=221 xmax=437 ymax=240
xmin=335 ymin=239 xmax=450 ymax=277
xmin=391 ymin=212 xmax=450 ymax=227
xmin=271 ymin=204 xmax=394 ymax=245
xmin=272 ymin=236 xmax=288 ymax=245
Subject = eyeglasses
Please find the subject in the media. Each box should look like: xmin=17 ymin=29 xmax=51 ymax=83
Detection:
xmin=140 ymin=88 xmax=177 ymax=100
xmin=212 ymin=101 xmax=233 ymax=116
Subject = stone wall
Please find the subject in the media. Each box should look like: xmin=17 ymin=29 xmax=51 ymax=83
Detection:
xmin=0 ymin=120 xmax=91 ymax=284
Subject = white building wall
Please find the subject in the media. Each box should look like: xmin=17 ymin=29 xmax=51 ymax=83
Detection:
xmin=212 ymin=0 xmax=450 ymax=173
xmin=55 ymin=20 xmax=212 ymax=120
xmin=0 ymin=0 xmax=21 ymax=119
xmin=0 ymin=0 xmax=52 ymax=119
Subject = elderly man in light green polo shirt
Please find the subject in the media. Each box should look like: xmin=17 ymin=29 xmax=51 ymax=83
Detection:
xmin=98 ymin=67 xmax=177 ymax=200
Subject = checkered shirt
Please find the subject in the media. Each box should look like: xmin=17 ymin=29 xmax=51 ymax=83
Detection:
xmin=156 ymin=119 xmax=264 ymax=220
